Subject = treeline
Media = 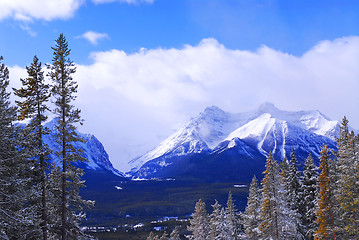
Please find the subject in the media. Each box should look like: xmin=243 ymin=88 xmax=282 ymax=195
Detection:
xmin=185 ymin=117 xmax=359 ymax=240
xmin=0 ymin=34 xmax=93 ymax=240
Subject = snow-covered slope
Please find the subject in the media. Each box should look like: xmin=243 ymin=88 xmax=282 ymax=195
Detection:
xmin=42 ymin=118 xmax=124 ymax=177
xmin=129 ymin=102 xmax=340 ymax=178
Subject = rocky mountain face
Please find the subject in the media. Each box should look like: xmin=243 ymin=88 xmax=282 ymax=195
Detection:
xmin=42 ymin=118 xmax=124 ymax=177
xmin=128 ymin=103 xmax=339 ymax=181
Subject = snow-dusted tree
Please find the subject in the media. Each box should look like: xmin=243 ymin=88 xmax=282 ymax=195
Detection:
xmin=241 ymin=175 xmax=261 ymax=240
xmin=314 ymin=145 xmax=336 ymax=240
xmin=169 ymin=227 xmax=181 ymax=240
xmin=335 ymin=117 xmax=359 ymax=238
xmin=0 ymin=56 xmax=33 ymax=239
xmin=160 ymin=231 xmax=169 ymax=240
xmin=301 ymin=153 xmax=318 ymax=240
xmin=209 ymin=200 xmax=223 ymax=239
xmin=147 ymin=231 xmax=156 ymax=240
xmin=259 ymin=152 xmax=280 ymax=239
xmin=287 ymin=149 xmax=305 ymax=237
xmin=225 ymin=192 xmax=241 ymax=240
xmin=13 ymin=55 xmax=52 ymax=240
xmin=47 ymin=34 xmax=94 ymax=239
xmin=187 ymin=199 xmax=210 ymax=240
xmin=259 ymin=152 xmax=300 ymax=240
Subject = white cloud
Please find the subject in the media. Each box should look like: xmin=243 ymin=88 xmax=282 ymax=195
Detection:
xmin=79 ymin=31 xmax=109 ymax=45
xmin=0 ymin=0 xmax=85 ymax=22
xmin=92 ymin=0 xmax=154 ymax=5
xmin=8 ymin=37 xmax=359 ymax=172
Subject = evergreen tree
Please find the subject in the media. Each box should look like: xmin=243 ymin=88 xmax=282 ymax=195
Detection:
xmin=301 ymin=154 xmax=318 ymax=240
xmin=169 ymin=227 xmax=181 ymax=240
xmin=225 ymin=192 xmax=240 ymax=240
xmin=259 ymin=152 xmax=281 ymax=239
xmin=209 ymin=200 xmax=223 ymax=239
xmin=147 ymin=231 xmax=156 ymax=240
xmin=187 ymin=199 xmax=210 ymax=240
xmin=259 ymin=152 xmax=300 ymax=239
xmin=13 ymin=55 xmax=51 ymax=240
xmin=0 ymin=56 xmax=33 ymax=239
xmin=287 ymin=149 xmax=305 ymax=237
xmin=241 ymin=175 xmax=261 ymax=240
xmin=47 ymin=34 xmax=93 ymax=239
xmin=314 ymin=145 xmax=336 ymax=240
xmin=335 ymin=117 xmax=359 ymax=238
xmin=160 ymin=231 xmax=169 ymax=240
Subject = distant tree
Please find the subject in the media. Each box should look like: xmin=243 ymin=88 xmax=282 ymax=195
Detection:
xmin=147 ymin=231 xmax=156 ymax=240
xmin=187 ymin=199 xmax=210 ymax=240
xmin=160 ymin=231 xmax=169 ymax=240
xmin=241 ymin=175 xmax=261 ymax=240
xmin=301 ymin=154 xmax=318 ymax=240
xmin=13 ymin=55 xmax=51 ymax=240
xmin=169 ymin=227 xmax=181 ymax=240
xmin=47 ymin=34 xmax=94 ymax=239
xmin=314 ymin=145 xmax=336 ymax=240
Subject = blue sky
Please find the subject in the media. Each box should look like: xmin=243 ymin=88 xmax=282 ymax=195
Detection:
xmin=2 ymin=0 xmax=359 ymax=65
xmin=1 ymin=0 xmax=359 ymax=171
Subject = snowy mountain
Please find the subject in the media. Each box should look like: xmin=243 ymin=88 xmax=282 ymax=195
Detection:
xmin=38 ymin=118 xmax=124 ymax=177
xmin=128 ymin=102 xmax=340 ymax=180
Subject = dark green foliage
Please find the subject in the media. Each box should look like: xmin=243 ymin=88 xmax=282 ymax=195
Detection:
xmin=47 ymin=34 xmax=93 ymax=239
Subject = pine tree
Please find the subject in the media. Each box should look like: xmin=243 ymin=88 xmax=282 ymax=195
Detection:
xmin=169 ymin=227 xmax=181 ymax=240
xmin=335 ymin=117 xmax=359 ymax=238
xmin=13 ymin=55 xmax=51 ymax=240
xmin=225 ymin=192 xmax=240 ymax=240
xmin=259 ymin=152 xmax=280 ymax=239
xmin=160 ymin=231 xmax=169 ymax=240
xmin=314 ymin=145 xmax=336 ymax=240
xmin=147 ymin=231 xmax=156 ymax=240
xmin=241 ymin=175 xmax=261 ymax=240
xmin=287 ymin=149 xmax=305 ymax=237
xmin=47 ymin=34 xmax=94 ymax=239
xmin=301 ymin=154 xmax=318 ymax=240
xmin=187 ymin=199 xmax=210 ymax=240
xmin=0 ymin=56 xmax=33 ymax=239
xmin=209 ymin=200 xmax=223 ymax=239
xmin=259 ymin=152 xmax=300 ymax=239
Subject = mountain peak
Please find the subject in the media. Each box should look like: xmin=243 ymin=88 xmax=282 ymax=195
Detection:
xmin=257 ymin=102 xmax=279 ymax=113
xmin=203 ymin=105 xmax=225 ymax=115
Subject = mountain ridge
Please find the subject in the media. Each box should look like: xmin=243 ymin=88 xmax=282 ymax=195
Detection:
xmin=128 ymin=103 xmax=341 ymax=180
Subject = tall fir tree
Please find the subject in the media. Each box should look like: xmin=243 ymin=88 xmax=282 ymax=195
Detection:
xmin=241 ymin=175 xmax=261 ymax=240
xmin=13 ymin=55 xmax=51 ymax=240
xmin=259 ymin=152 xmax=281 ymax=239
xmin=47 ymin=34 xmax=93 ymax=239
xmin=315 ymin=145 xmax=336 ymax=240
xmin=0 ymin=56 xmax=33 ymax=239
xmin=301 ymin=153 xmax=318 ymax=240
xmin=335 ymin=117 xmax=359 ymax=238
xmin=287 ymin=149 xmax=305 ymax=238
xmin=259 ymin=152 xmax=300 ymax=240
xmin=187 ymin=199 xmax=210 ymax=240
